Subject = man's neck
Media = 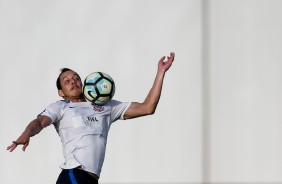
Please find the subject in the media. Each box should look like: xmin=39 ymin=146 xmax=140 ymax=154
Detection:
xmin=65 ymin=95 xmax=87 ymax=102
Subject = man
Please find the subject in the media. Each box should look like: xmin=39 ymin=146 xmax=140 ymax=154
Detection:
xmin=7 ymin=52 xmax=175 ymax=184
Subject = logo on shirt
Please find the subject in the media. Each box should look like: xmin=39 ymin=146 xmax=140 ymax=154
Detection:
xmin=86 ymin=116 xmax=98 ymax=122
xmin=83 ymin=116 xmax=99 ymax=126
xmin=72 ymin=116 xmax=101 ymax=128
xmin=92 ymin=103 xmax=104 ymax=112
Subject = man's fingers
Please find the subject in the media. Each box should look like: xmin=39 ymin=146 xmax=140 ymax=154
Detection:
xmin=165 ymin=53 xmax=175 ymax=62
xmin=7 ymin=143 xmax=17 ymax=152
xmin=6 ymin=145 xmax=12 ymax=150
xmin=9 ymin=146 xmax=16 ymax=152
xmin=22 ymin=142 xmax=29 ymax=151
xmin=159 ymin=56 xmax=165 ymax=62
xmin=169 ymin=52 xmax=175 ymax=61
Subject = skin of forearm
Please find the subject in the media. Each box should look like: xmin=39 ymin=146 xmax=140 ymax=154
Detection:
xmin=22 ymin=119 xmax=45 ymax=137
xmin=143 ymin=70 xmax=165 ymax=114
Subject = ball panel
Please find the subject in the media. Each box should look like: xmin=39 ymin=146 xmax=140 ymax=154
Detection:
xmin=84 ymin=72 xmax=102 ymax=83
xmin=95 ymin=96 xmax=111 ymax=105
xmin=83 ymin=85 xmax=98 ymax=101
xmin=97 ymin=79 xmax=112 ymax=95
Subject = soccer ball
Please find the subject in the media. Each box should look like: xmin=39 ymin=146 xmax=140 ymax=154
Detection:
xmin=83 ymin=72 xmax=115 ymax=105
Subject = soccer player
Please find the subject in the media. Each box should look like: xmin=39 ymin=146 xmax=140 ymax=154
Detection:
xmin=7 ymin=52 xmax=175 ymax=184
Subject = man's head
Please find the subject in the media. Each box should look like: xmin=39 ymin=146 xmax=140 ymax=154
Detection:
xmin=56 ymin=68 xmax=84 ymax=101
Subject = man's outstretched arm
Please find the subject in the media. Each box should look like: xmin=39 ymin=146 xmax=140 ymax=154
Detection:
xmin=124 ymin=52 xmax=175 ymax=119
xmin=7 ymin=115 xmax=52 ymax=152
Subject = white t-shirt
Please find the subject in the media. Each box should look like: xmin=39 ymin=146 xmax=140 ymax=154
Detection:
xmin=39 ymin=99 xmax=131 ymax=176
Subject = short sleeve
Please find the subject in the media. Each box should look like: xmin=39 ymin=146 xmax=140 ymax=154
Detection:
xmin=108 ymin=100 xmax=131 ymax=122
xmin=38 ymin=101 xmax=65 ymax=124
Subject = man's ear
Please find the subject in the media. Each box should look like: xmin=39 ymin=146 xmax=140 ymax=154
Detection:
xmin=58 ymin=90 xmax=64 ymax=97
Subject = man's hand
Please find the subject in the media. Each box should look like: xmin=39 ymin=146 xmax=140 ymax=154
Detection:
xmin=158 ymin=52 xmax=175 ymax=72
xmin=7 ymin=135 xmax=30 ymax=152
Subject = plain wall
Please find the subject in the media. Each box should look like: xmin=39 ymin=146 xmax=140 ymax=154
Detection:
xmin=207 ymin=0 xmax=282 ymax=183
xmin=0 ymin=1 xmax=202 ymax=184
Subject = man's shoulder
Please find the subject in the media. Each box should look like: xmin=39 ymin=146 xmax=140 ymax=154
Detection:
xmin=106 ymin=99 xmax=131 ymax=109
xmin=106 ymin=99 xmax=121 ymax=106
xmin=47 ymin=100 xmax=70 ymax=108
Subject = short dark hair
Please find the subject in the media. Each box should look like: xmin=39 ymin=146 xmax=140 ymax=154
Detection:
xmin=56 ymin=68 xmax=81 ymax=90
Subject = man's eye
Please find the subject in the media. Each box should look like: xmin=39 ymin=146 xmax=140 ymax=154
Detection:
xmin=65 ymin=80 xmax=69 ymax=84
